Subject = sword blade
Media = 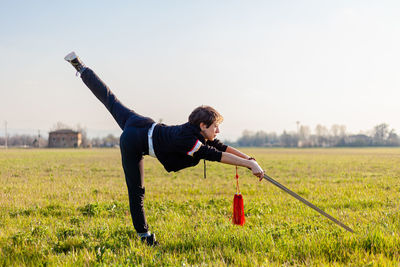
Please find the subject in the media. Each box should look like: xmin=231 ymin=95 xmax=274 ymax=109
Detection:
xmin=263 ymin=174 xmax=354 ymax=233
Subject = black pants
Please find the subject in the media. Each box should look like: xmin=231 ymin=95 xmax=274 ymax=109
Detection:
xmin=81 ymin=68 xmax=154 ymax=233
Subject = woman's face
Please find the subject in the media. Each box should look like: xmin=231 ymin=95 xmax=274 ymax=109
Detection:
xmin=200 ymin=121 xmax=220 ymax=141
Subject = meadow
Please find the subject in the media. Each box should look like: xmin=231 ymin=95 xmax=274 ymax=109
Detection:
xmin=0 ymin=148 xmax=399 ymax=266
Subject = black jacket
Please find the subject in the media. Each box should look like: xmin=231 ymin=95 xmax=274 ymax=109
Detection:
xmin=152 ymin=122 xmax=227 ymax=172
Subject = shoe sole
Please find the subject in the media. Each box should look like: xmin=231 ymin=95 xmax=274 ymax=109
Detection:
xmin=64 ymin=51 xmax=77 ymax=62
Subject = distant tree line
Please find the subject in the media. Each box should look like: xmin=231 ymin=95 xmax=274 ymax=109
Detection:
xmin=0 ymin=134 xmax=120 ymax=148
xmin=90 ymin=134 xmax=120 ymax=148
xmin=0 ymin=135 xmax=47 ymax=148
xmin=0 ymin=122 xmax=121 ymax=148
xmin=2 ymin=122 xmax=399 ymax=148
xmin=227 ymin=123 xmax=400 ymax=147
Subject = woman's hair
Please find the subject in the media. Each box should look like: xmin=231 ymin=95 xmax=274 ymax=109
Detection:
xmin=188 ymin=105 xmax=223 ymax=128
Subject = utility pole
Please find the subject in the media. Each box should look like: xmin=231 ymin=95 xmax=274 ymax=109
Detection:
xmin=296 ymin=121 xmax=300 ymax=148
xmin=4 ymin=121 xmax=8 ymax=149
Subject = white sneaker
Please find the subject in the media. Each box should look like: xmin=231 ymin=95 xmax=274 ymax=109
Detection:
xmin=64 ymin=51 xmax=86 ymax=73
xmin=64 ymin=51 xmax=78 ymax=62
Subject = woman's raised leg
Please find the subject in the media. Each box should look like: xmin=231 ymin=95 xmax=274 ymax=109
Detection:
xmin=65 ymin=52 xmax=134 ymax=130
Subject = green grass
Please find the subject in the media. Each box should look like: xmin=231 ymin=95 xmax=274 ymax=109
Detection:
xmin=1 ymin=148 xmax=400 ymax=266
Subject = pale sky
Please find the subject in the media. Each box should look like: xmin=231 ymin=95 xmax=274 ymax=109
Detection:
xmin=1 ymin=1 xmax=400 ymax=140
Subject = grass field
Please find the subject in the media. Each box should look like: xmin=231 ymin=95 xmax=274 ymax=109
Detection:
xmin=0 ymin=148 xmax=400 ymax=266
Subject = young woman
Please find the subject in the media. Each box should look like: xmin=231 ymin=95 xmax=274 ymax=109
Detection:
xmin=64 ymin=52 xmax=264 ymax=245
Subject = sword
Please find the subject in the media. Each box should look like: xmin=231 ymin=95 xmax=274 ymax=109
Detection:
xmin=262 ymin=173 xmax=354 ymax=233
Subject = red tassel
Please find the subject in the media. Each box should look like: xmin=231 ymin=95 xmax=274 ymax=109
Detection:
xmin=232 ymin=166 xmax=245 ymax=226
xmin=233 ymin=193 xmax=245 ymax=225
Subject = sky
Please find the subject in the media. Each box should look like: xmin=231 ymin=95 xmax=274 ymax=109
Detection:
xmin=1 ymin=0 xmax=400 ymax=141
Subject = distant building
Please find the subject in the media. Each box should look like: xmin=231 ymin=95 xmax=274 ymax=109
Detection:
xmin=48 ymin=129 xmax=82 ymax=148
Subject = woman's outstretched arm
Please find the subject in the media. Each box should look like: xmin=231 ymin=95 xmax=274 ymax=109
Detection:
xmin=225 ymin=146 xmax=252 ymax=159
xmin=220 ymin=152 xmax=264 ymax=178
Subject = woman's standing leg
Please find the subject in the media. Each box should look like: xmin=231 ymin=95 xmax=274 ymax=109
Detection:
xmin=120 ymin=152 xmax=148 ymax=234
xmin=119 ymin=127 xmax=157 ymax=245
